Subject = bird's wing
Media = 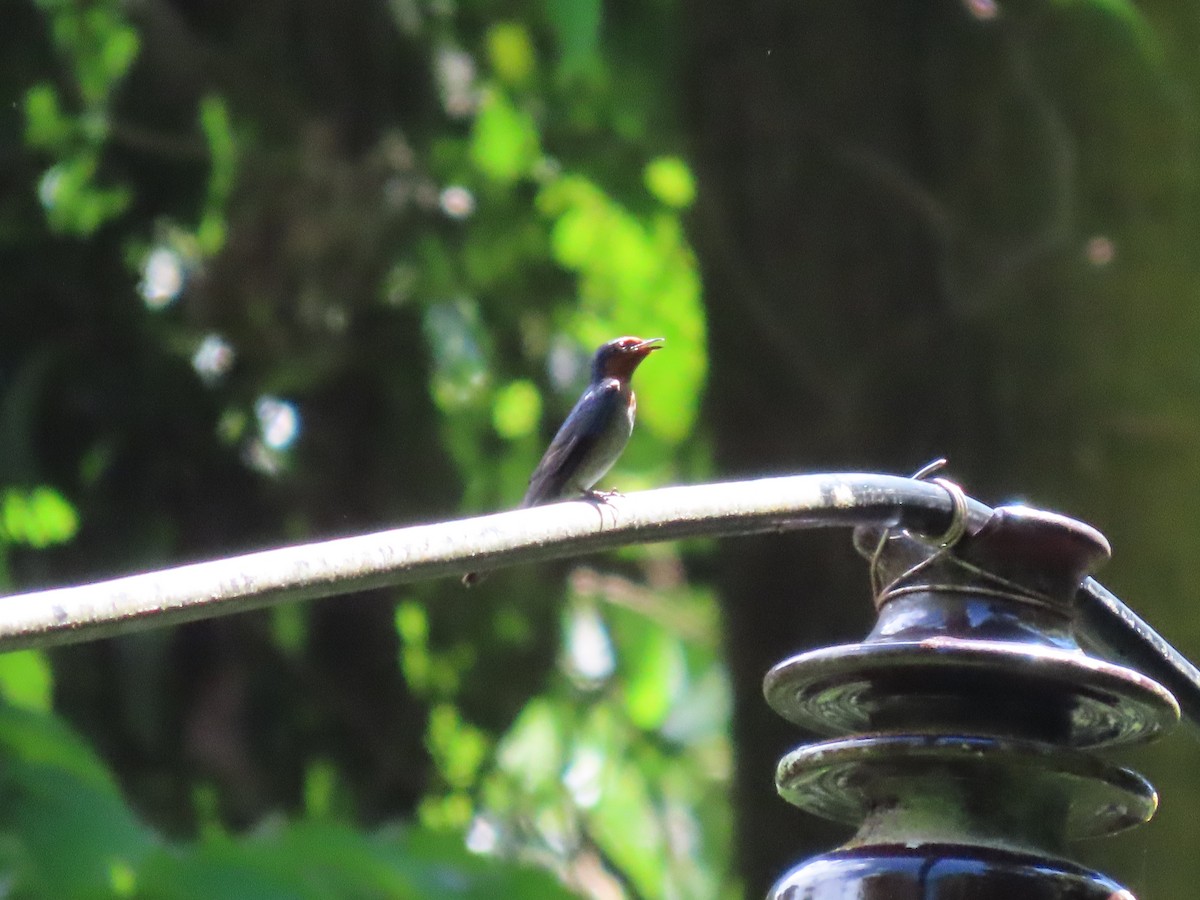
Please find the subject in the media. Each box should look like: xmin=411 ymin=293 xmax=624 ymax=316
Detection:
xmin=521 ymin=381 xmax=624 ymax=507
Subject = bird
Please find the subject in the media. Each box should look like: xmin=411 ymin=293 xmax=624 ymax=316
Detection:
xmin=463 ymin=336 xmax=664 ymax=586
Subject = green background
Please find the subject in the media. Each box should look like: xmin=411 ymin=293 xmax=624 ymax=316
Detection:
xmin=2 ymin=0 xmax=1199 ymax=896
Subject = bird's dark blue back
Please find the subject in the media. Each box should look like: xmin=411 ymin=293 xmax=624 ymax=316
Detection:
xmin=520 ymin=380 xmax=626 ymax=507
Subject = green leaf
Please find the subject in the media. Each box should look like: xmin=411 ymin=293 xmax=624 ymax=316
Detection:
xmin=0 ymin=651 xmax=54 ymax=712
xmin=23 ymin=84 xmax=74 ymax=151
xmin=644 ymin=157 xmax=696 ymax=209
xmin=0 ymin=705 xmax=154 ymax=898
xmin=38 ymin=155 xmax=132 ymax=235
xmin=544 ymin=0 xmax=602 ymax=72
xmin=1 ymin=486 xmax=79 ymax=548
xmin=97 ymin=21 xmax=140 ymax=91
xmin=470 ymin=89 xmax=541 ymax=183
xmin=0 ymin=706 xmax=577 ymax=898
xmin=538 ymin=175 xmax=708 ymax=442
xmin=496 ymin=698 xmax=564 ymax=795
xmin=614 ymin=613 xmax=686 ymax=731
xmin=399 ymin=828 xmax=580 ymax=899
xmin=588 ymin=757 xmax=664 ymax=898
xmin=139 ymin=824 xmax=418 ymax=900
xmin=270 ymin=604 xmax=308 ymax=657
xmin=492 ymin=380 xmax=542 ymax=440
xmin=423 ymin=299 xmax=490 ymax=411
xmin=427 ymin=704 xmax=490 ymax=789
xmin=55 ymin=9 xmax=140 ymax=106
xmin=198 ymin=95 xmax=237 ymax=255
xmin=487 ymin=23 xmax=536 ymax=86
xmin=139 ymin=823 xmax=578 ymax=900
xmin=303 ymin=759 xmax=339 ymax=820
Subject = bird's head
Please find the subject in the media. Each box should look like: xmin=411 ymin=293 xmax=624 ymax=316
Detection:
xmin=591 ymin=336 xmax=664 ymax=382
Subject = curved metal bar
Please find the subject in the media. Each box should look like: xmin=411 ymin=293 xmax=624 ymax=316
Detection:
xmin=0 ymin=473 xmax=983 ymax=651
xmin=0 ymin=470 xmax=1196 ymax=741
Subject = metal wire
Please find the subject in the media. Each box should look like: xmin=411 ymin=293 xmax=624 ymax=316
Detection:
xmin=1078 ymin=578 xmax=1200 ymax=741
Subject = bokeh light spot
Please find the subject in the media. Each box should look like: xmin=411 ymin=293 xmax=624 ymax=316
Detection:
xmin=255 ymin=396 xmax=301 ymax=450
xmin=140 ymin=247 xmax=185 ymax=309
xmin=1085 ymin=235 xmax=1115 ymax=267
xmin=439 ymin=185 xmax=476 ymax=220
xmin=191 ymin=334 xmax=235 ymax=384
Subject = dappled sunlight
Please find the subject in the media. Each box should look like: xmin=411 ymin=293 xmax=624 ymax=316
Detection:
xmin=423 ymin=300 xmax=490 ymax=411
xmin=542 ymin=335 xmax=587 ymax=395
xmin=450 ymin=562 xmax=733 ymax=898
xmin=5 ymin=0 xmax=718 ymax=894
xmin=564 ymin=603 xmax=615 ymax=685
xmin=436 ymin=46 xmax=479 ymax=119
xmin=191 ymin=334 xmax=235 ymax=384
xmin=138 ymin=246 xmax=185 ymax=309
xmin=1086 ymin=235 xmax=1116 ymax=267
xmin=964 ymin=0 xmax=999 ymax=21
xmin=254 ymin=396 xmax=300 ymax=451
xmin=440 ymin=185 xmax=477 ymax=220
xmin=563 ymin=746 xmax=605 ymax=808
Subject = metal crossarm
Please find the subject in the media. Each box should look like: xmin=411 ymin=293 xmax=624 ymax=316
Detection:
xmin=0 ymin=472 xmax=1195 ymax=738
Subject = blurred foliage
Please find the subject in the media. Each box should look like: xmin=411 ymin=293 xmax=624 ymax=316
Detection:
xmin=4 ymin=0 xmax=1200 ymax=897
xmin=0 ymin=703 xmax=577 ymax=899
xmin=0 ymin=487 xmax=75 ymax=717
xmin=22 ymin=0 xmax=138 ymax=234
xmin=1 ymin=486 xmax=79 ymax=551
xmin=2 ymin=0 xmax=720 ymax=896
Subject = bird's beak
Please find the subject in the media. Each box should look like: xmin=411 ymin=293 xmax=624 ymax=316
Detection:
xmin=636 ymin=338 xmax=665 ymax=353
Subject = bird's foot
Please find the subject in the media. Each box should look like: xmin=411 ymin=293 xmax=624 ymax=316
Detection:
xmin=584 ymin=488 xmax=623 ymax=504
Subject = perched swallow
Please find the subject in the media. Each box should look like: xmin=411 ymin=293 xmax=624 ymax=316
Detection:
xmin=463 ymin=336 xmax=663 ymax=586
